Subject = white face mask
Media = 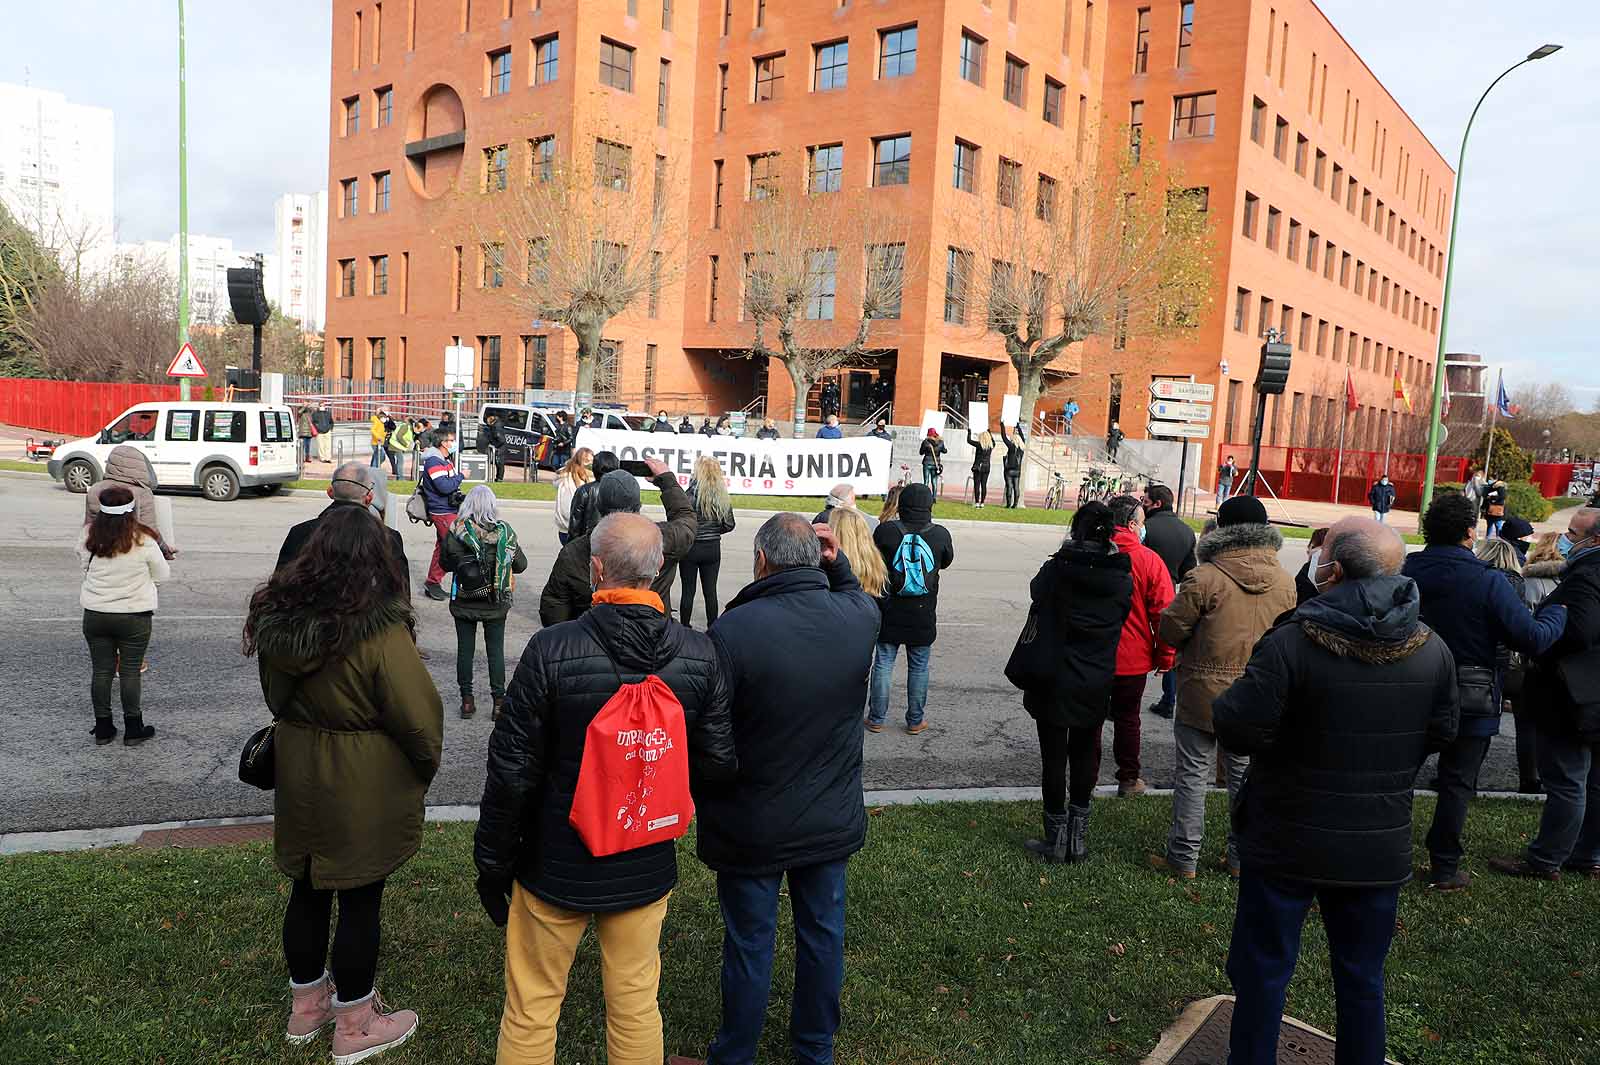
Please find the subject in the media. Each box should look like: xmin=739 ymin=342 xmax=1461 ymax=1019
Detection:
xmin=1309 ymin=556 xmax=1337 ymax=590
xmin=1306 ymin=547 xmax=1320 ymax=573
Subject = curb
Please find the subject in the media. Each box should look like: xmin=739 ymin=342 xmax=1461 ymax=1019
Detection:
xmin=0 ymin=786 xmax=1544 ymax=856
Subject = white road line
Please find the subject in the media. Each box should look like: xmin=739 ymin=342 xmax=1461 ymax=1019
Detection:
xmin=18 ymin=614 xmax=248 ymax=623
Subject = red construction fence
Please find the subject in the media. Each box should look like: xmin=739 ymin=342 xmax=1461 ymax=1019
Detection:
xmin=0 ymin=379 xmax=183 ymax=438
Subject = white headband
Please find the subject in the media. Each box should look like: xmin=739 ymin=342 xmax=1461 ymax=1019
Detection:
xmin=99 ymin=501 xmax=136 ymax=516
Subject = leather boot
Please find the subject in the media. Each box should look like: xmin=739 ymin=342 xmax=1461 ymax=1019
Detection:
xmin=1023 ymin=811 xmax=1071 ymax=863
xmin=491 ymin=694 xmax=505 ymax=720
xmin=331 ymin=990 xmax=418 ymax=1065
xmin=122 ymin=715 xmax=156 ymax=746
xmin=1065 ymin=804 xmax=1091 ymax=863
xmin=92 ymin=717 xmax=118 ymax=745
xmin=460 ymin=695 xmax=476 ymax=720
xmin=286 ymin=971 xmax=335 ymax=1044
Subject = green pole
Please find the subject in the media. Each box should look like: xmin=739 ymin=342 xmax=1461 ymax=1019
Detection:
xmin=1421 ymin=51 xmax=1557 ymax=512
xmin=177 ymin=0 xmax=191 ymax=400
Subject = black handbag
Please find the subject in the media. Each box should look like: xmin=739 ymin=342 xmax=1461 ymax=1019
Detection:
xmin=1456 ymin=665 xmax=1498 ymax=719
xmin=238 ymin=722 xmax=276 ymax=790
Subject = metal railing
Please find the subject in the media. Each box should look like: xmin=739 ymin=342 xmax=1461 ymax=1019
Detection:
xmin=856 ymin=402 xmax=892 ymax=428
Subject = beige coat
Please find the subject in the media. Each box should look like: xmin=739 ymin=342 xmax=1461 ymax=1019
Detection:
xmin=1159 ymin=523 xmax=1298 ymax=732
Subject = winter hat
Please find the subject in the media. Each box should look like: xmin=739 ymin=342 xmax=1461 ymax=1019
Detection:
xmin=596 ymin=469 xmax=643 ymax=516
xmin=898 ymin=483 xmax=935 ymax=523
xmin=1217 ymin=494 xmax=1269 ymax=528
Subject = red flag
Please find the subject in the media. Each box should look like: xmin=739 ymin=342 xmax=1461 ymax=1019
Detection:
xmin=1345 ymin=370 xmax=1358 ymax=413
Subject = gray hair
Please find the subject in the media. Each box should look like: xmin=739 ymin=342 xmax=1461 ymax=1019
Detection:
xmin=754 ymin=513 xmax=822 ymax=571
xmin=1475 ymin=536 xmax=1521 ymax=574
xmin=826 ymin=483 xmax=857 ymax=509
xmin=1329 ymin=522 xmax=1404 ymax=578
xmin=457 ymin=484 xmax=499 ymax=527
xmin=330 ymin=462 xmax=374 ymax=502
xmin=1108 ymin=494 xmax=1144 ymax=528
xmin=592 ymin=512 xmax=664 ymax=586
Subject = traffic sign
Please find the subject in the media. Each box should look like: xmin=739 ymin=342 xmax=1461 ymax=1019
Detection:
xmin=444 ymin=344 xmax=475 ymax=390
xmin=1149 ymin=379 xmax=1216 ymax=402
xmin=1148 ymin=420 xmax=1211 ymax=439
xmin=1148 ymin=399 xmax=1213 ymax=422
xmin=166 ymin=341 xmax=208 ymax=378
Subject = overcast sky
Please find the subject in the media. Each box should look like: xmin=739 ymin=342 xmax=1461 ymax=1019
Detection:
xmin=3 ymin=1 xmax=1593 ymax=399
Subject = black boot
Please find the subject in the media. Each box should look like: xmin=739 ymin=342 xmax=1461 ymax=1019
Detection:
xmin=1023 ymin=811 xmax=1071 ymax=863
xmin=1065 ymin=804 xmax=1090 ymax=863
xmin=460 ymin=695 xmax=477 ymax=720
xmin=122 ymin=715 xmax=156 ymax=746
xmin=91 ymin=717 xmax=118 ymax=746
xmin=491 ymin=695 xmax=505 ymax=720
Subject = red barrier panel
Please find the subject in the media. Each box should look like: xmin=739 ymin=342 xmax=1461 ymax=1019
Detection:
xmin=1531 ymin=463 xmax=1577 ymax=499
xmin=0 ymin=379 xmax=183 ymax=438
xmin=1224 ymin=442 xmax=1471 ymax=510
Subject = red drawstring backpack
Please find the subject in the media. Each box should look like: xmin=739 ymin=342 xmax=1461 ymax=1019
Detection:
xmin=568 ymin=632 xmax=695 ymax=858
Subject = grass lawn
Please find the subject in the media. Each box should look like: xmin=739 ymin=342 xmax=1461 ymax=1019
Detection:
xmin=0 ymin=459 xmax=48 ymax=474
xmin=1 ymin=797 xmax=1592 ymax=1065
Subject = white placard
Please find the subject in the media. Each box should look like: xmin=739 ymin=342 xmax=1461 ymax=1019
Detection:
xmin=575 ymin=429 xmax=894 ymax=495
xmin=444 ymin=345 xmax=475 ymax=390
xmin=1001 ymin=393 xmax=1022 ymax=427
xmin=153 ymin=497 xmax=176 ymax=551
xmin=920 ymin=409 xmax=947 ymax=437
xmin=966 ymin=401 xmax=989 ymax=432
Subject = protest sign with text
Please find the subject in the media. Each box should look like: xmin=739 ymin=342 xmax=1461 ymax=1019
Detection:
xmin=575 ymin=429 xmax=893 ymax=496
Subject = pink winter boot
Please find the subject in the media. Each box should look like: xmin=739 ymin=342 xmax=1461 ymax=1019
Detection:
xmin=285 ymin=971 xmax=335 ymax=1044
xmin=331 ymin=989 xmax=418 ymax=1065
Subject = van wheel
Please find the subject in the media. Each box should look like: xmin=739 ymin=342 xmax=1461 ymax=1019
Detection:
xmin=62 ymin=459 xmax=95 ymax=494
xmin=200 ymin=465 xmax=240 ymax=502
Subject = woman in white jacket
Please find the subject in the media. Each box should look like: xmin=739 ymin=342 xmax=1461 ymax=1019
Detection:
xmin=552 ymin=447 xmax=593 ymax=546
xmin=79 ymin=485 xmax=169 ymax=745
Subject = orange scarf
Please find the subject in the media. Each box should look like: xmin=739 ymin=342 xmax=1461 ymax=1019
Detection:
xmin=591 ymin=587 xmax=665 ymax=613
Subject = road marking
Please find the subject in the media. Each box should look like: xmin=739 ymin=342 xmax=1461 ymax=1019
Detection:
xmin=19 ymin=614 xmax=248 ymax=623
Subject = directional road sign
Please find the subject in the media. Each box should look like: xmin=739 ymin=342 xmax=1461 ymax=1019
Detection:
xmin=167 ymin=341 xmax=208 ymax=378
xmin=1148 ymin=399 xmax=1213 ymax=422
xmin=1149 ymin=379 xmax=1216 ymax=402
xmin=1148 ymin=420 xmax=1211 ymax=440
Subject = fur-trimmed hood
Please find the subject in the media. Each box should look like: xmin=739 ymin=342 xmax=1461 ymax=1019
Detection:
xmin=1523 ymin=560 xmax=1566 ymax=581
xmin=253 ymin=599 xmax=414 ymax=676
xmin=1297 ymin=575 xmax=1430 ymax=664
xmin=1196 ymin=523 xmax=1285 ymax=595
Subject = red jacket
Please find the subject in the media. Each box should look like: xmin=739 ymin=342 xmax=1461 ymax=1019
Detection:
xmin=1111 ymin=526 xmax=1177 ymax=676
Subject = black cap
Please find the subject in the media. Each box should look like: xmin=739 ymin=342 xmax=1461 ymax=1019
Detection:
xmin=596 ymin=469 xmax=642 ymax=516
xmin=1217 ymin=494 xmax=1269 ymax=527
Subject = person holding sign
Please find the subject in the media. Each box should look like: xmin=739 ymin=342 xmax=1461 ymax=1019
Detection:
xmin=1000 ymin=424 xmax=1027 ymax=508
xmin=967 ymin=427 xmax=995 ymax=508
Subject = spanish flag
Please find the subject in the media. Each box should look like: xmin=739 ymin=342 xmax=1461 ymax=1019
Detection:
xmin=1393 ymin=373 xmax=1412 ymax=413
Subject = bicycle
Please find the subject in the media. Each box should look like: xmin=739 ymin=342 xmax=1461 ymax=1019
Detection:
xmin=1077 ymin=468 xmax=1115 ymax=507
xmin=1044 ymin=471 xmax=1069 ymax=510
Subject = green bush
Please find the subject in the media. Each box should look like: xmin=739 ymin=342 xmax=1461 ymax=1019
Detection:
xmin=1470 ymin=426 xmax=1532 ymax=483
xmin=1504 ymin=480 xmax=1553 ymax=522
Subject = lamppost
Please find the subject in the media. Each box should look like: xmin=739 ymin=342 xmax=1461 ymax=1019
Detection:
xmin=1419 ymin=44 xmax=1562 ymax=513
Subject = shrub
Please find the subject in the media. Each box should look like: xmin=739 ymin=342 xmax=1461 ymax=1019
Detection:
xmin=1505 ymin=480 xmax=1553 ymax=523
xmin=1470 ymin=427 xmax=1532 ymax=484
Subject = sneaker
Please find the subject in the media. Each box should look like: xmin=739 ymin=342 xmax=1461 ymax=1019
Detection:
xmin=331 ymin=990 xmax=417 ymax=1065
xmin=863 ymin=718 xmax=884 ymax=734
xmin=1146 ymin=701 xmax=1174 ymax=720
xmin=1147 ymin=853 xmax=1196 ymax=880
xmin=422 ymin=582 xmax=448 ymax=602
xmin=905 ymin=720 xmax=929 ymax=736
xmin=1117 ymin=778 xmax=1147 ymax=798
xmin=286 ymin=972 xmax=336 ymax=1044
xmin=1487 ymin=857 xmax=1560 ymax=881
xmin=1426 ymin=868 xmax=1472 ymax=892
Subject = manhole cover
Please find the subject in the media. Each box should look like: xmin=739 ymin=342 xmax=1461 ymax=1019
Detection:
xmin=136 ymin=823 xmax=274 ymax=849
xmin=1168 ymin=999 xmax=1337 ymax=1065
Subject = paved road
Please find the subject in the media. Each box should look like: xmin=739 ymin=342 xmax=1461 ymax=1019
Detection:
xmin=0 ymin=471 xmax=1518 ymax=833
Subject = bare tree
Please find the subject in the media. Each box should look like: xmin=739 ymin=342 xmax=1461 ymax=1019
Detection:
xmin=28 ymin=257 xmax=179 ymax=383
xmin=724 ymin=185 xmax=914 ymax=436
xmin=195 ymin=308 xmax=323 ymax=377
xmin=954 ymin=144 xmax=1214 ymax=427
xmin=0 ymin=201 xmax=60 ymax=376
xmin=454 ymin=110 xmax=681 ymax=406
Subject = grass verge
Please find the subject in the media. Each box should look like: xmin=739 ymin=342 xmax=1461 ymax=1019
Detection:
xmin=0 ymin=459 xmax=48 ymax=474
xmin=1 ymin=797 xmax=1591 ymax=1065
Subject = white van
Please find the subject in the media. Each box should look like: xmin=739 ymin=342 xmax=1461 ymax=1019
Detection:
xmin=48 ymin=402 xmax=301 ymax=501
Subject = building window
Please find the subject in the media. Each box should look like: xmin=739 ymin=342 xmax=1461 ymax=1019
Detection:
xmin=755 ymin=0 xmax=766 ymax=28
xmin=872 ymin=134 xmax=911 ymax=186
xmin=1134 ymin=7 xmax=1150 ymax=74
xmin=371 ymin=255 xmax=389 ymax=295
xmin=997 ymin=157 xmax=1022 ymax=209
xmin=1264 ymin=206 xmax=1280 ymax=250
xmin=1083 ymin=0 xmax=1094 ymax=67
xmin=1257 ymin=297 xmax=1273 ymax=338
xmin=708 ymin=255 xmax=720 ymax=321
xmin=754 ymin=52 xmax=785 ymax=101
xmin=749 ymin=151 xmax=781 ymax=199
xmin=488 ymin=48 xmax=512 ymax=95
xmin=1330 ymin=162 xmax=1343 ymax=201
xmin=944 ymin=246 xmax=970 ymax=324
xmin=1044 ymin=78 xmax=1064 ymax=127
xmin=1273 ymin=116 xmax=1289 ymax=161
xmin=341 ymin=178 xmax=358 ymax=217
xmin=523 ymin=335 xmax=547 ymax=388
xmin=959 ymin=31 xmax=985 ymax=85
xmin=868 ymin=243 xmax=904 ymax=319
xmin=1172 ymin=92 xmax=1216 ymax=139
xmin=1036 ymin=174 xmax=1057 ymax=221
xmin=717 ymin=64 xmax=729 ymax=131
xmin=1233 ymin=286 xmax=1249 ymax=332
xmin=1286 ymin=218 xmax=1301 ymax=260
xmin=535 ymin=34 xmax=559 ymax=83
xmin=653 ymin=153 xmax=667 ymax=213
xmin=807 ymin=144 xmax=843 ymax=194
xmin=1306 ymin=231 xmax=1320 ymax=270
xmin=343 ymin=95 xmax=360 ymax=136
xmin=1313 ymin=149 xmax=1326 ymax=189
xmin=376 ymin=87 xmax=393 ymax=126
xmin=526 ymin=237 xmax=549 ymax=284
xmin=1298 ymin=313 xmax=1311 ymax=351
xmin=644 ymin=343 xmax=657 ymax=402
xmin=1294 ymin=134 xmax=1308 ymax=175
xmin=479 ymin=336 xmax=502 ymax=389
xmin=530 ymin=135 xmax=556 ymax=182
xmin=482 ymin=242 xmax=505 ymax=288
xmin=805 ymin=249 xmax=837 ymax=320
xmin=373 ymin=170 xmax=391 ymax=212
xmin=815 ymin=40 xmax=848 ymax=91
xmin=338 ymin=259 xmax=356 ymax=297
xmin=484 ymin=144 xmax=509 ymax=191
xmin=368 ymin=338 xmax=386 ymax=382
xmin=1176 ymin=2 xmax=1194 ymax=67
xmin=879 ymin=25 xmax=917 ymax=79
xmin=1129 ymin=100 xmax=1144 ymax=162
xmin=952 ymin=139 xmax=978 ymax=192
xmin=662 ymin=0 xmax=672 ymax=32
xmin=721 ymin=0 xmax=731 ymax=35
xmin=648 ymin=252 xmax=662 ymax=317
xmin=595 ymin=139 xmax=631 ymax=189
xmin=1241 ymin=192 xmax=1258 ymax=238
xmin=594 ymin=341 xmax=620 ymax=400
xmin=338 ymin=337 xmax=354 ymax=378
xmin=599 ymin=38 xmax=635 ymax=91
xmin=713 ymin=159 xmax=725 ymax=226
xmin=657 ymin=59 xmax=671 ymax=125
xmin=1003 ymin=55 xmax=1027 ymax=107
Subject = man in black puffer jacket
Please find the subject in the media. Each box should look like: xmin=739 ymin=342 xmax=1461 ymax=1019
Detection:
xmin=1214 ymin=516 xmax=1458 ymax=1065
xmin=475 ymin=512 xmax=736 ymax=1063
xmin=690 ymin=514 xmax=879 ymax=1065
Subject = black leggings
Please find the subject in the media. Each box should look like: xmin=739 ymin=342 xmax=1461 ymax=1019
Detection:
xmin=1036 ymin=719 xmax=1103 ymax=813
xmin=1004 ymin=469 xmax=1022 ymax=508
xmin=282 ymin=877 xmax=387 ymax=1000
xmin=972 ymin=465 xmax=990 ymax=504
xmin=678 ymin=540 xmax=723 ymax=627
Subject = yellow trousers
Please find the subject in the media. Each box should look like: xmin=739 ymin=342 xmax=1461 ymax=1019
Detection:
xmin=496 ymin=883 xmax=669 ymax=1065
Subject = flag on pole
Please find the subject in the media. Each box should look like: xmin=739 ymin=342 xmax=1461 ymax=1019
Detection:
xmin=1345 ymin=369 xmax=1358 ymax=412
xmin=1441 ymin=372 xmax=1452 ymax=419
xmin=1495 ymin=370 xmax=1516 ymax=419
xmin=1392 ymin=373 xmax=1413 ymax=413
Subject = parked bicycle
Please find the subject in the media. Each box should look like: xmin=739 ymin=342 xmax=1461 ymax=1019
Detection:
xmin=1044 ymin=471 xmax=1069 ymax=510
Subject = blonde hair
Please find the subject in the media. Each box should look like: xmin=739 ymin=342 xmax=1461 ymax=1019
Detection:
xmin=1525 ymin=531 xmax=1562 ymax=567
xmin=1475 ymin=537 xmax=1521 ymax=574
xmin=561 ymin=447 xmax=595 ymax=485
xmin=978 ymin=431 xmax=994 ymax=450
xmin=829 ymin=507 xmax=887 ymax=598
xmin=692 ymin=455 xmax=732 ymax=522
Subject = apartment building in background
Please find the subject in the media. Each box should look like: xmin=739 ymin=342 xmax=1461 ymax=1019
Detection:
xmin=0 ymin=83 xmax=115 ymax=274
xmin=324 ymin=0 xmax=1449 ymax=477
xmin=270 ymin=192 xmax=330 ymax=331
xmin=114 ymin=233 xmax=262 ymax=326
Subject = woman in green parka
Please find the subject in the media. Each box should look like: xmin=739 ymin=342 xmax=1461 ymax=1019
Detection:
xmin=244 ymin=505 xmax=443 ymax=1061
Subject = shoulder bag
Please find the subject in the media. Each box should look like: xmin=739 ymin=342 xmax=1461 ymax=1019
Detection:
xmin=1456 ymin=664 xmax=1499 ymax=720
xmin=238 ymin=722 xmax=276 ymax=790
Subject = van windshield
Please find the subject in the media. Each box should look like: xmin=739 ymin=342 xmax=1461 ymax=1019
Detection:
xmin=484 ymin=406 xmax=528 ymax=430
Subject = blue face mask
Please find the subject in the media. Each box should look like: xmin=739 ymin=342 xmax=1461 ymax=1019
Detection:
xmin=1558 ymin=534 xmax=1575 ymax=560
xmin=1137 ymin=525 xmax=1147 ymax=543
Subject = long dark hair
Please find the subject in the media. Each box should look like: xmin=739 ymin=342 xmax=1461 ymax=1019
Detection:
xmin=85 ymin=485 xmax=159 ymax=558
xmin=243 ymin=506 xmax=411 ymax=658
xmin=1069 ymin=500 xmax=1116 ymax=545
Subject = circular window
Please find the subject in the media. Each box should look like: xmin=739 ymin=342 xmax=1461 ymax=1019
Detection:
xmin=403 ymin=83 xmax=466 ymax=201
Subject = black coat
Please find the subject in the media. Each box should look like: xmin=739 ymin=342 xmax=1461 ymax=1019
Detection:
xmin=1000 ymin=426 xmax=1026 ymax=472
xmin=1141 ymin=507 xmax=1197 ymax=584
xmin=1213 ymin=576 xmax=1459 ymax=887
xmin=1368 ymin=481 xmax=1397 ymax=513
xmin=276 ymin=501 xmax=408 ymax=592
xmin=1525 ymin=547 xmax=1600 ymax=740
xmin=475 ymin=603 xmax=737 ymax=912
xmin=966 ymin=431 xmax=994 ymax=472
xmin=873 ymin=499 xmax=955 ymax=647
xmin=1021 ymin=542 xmax=1135 ymax=729
xmin=698 ymin=556 xmax=880 ymax=875
xmin=567 ymin=480 xmax=600 ymax=540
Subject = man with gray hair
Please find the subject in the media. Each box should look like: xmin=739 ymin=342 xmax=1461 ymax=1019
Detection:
xmin=1213 ymin=516 xmax=1458 ymax=1063
xmin=810 ymin=483 xmax=877 ymax=530
xmin=275 ymin=462 xmax=407 ymax=579
xmin=673 ymin=514 xmax=879 ymax=1065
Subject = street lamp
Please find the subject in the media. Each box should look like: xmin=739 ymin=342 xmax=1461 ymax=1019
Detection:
xmin=1419 ymin=44 xmax=1562 ymax=512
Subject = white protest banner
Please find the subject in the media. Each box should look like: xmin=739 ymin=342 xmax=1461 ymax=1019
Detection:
xmin=966 ymin=401 xmax=989 ymax=432
xmin=1001 ymin=393 xmax=1022 ymax=427
xmin=575 ymin=428 xmax=893 ymax=496
xmin=920 ymin=409 xmax=947 ymax=437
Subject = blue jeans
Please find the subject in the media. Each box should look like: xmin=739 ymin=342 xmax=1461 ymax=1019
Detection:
xmin=1155 ymin=669 xmax=1177 ymax=710
xmin=1219 ymin=480 xmax=1234 ymax=502
xmin=300 ymin=436 xmax=314 ymax=462
xmin=369 ymin=443 xmax=386 ymax=468
xmin=867 ymin=642 xmax=929 ymax=728
xmin=706 ymin=861 xmax=848 ymax=1065
xmin=1227 ymin=871 xmax=1398 ymax=1065
xmin=1526 ymin=727 xmax=1600 ymax=872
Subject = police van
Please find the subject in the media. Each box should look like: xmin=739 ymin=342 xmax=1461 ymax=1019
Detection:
xmin=476 ymin=403 xmax=646 ymax=470
xmin=48 ymin=402 xmax=301 ymax=501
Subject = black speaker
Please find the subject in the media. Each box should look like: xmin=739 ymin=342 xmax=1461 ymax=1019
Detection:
xmin=1256 ymin=340 xmax=1293 ymax=396
xmin=226 ymin=266 xmax=271 ymax=326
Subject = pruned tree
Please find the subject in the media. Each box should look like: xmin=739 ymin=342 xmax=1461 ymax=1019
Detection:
xmin=954 ymin=144 xmax=1215 ymax=427
xmin=455 ymin=109 xmax=681 ymax=406
xmin=728 ymin=185 xmax=914 ymax=437
xmin=27 ymin=256 xmax=179 ymax=383
xmin=0 ymin=201 xmax=61 ymax=377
